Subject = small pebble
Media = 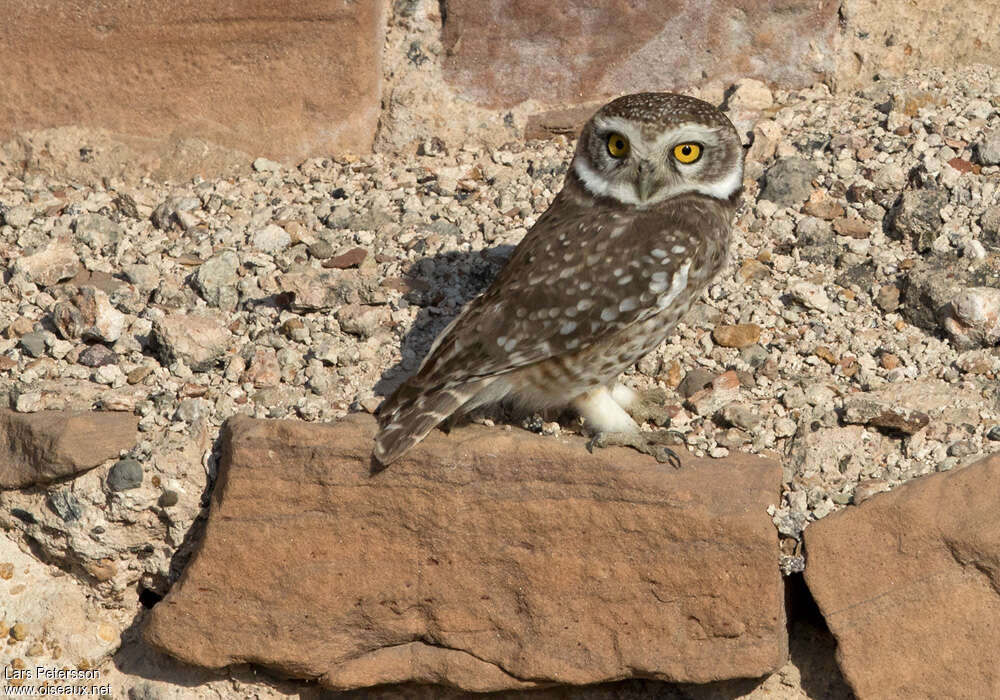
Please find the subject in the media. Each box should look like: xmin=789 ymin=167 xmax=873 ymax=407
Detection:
xmin=107 ymin=458 xmax=144 ymax=491
xmin=158 ymin=490 xmax=180 ymax=508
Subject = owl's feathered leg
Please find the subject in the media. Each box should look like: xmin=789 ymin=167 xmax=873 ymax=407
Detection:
xmin=573 ymin=386 xmax=640 ymax=433
xmin=373 ymin=379 xmax=494 ymax=469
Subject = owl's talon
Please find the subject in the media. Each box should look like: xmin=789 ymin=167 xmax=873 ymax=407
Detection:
xmin=586 ymin=430 xmax=683 ymax=468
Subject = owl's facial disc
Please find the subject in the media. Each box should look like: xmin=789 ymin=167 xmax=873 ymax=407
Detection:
xmin=574 ymin=113 xmax=742 ymax=206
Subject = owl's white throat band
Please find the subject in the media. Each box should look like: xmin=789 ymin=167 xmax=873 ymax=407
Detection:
xmin=573 ymin=157 xmax=742 ymax=206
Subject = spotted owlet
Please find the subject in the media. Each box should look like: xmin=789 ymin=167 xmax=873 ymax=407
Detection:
xmin=374 ymin=92 xmax=743 ymax=467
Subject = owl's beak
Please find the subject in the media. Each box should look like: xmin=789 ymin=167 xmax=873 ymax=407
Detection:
xmin=636 ymin=159 xmax=659 ymax=202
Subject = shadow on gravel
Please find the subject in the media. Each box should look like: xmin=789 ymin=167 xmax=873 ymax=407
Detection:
xmin=373 ymin=244 xmax=515 ymax=399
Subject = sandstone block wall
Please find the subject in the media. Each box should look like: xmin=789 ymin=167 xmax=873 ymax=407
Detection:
xmin=0 ymin=0 xmax=387 ymax=163
xmin=1 ymin=0 xmax=998 ymax=169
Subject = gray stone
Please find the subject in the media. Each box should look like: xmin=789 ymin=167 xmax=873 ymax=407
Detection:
xmin=842 ymin=395 xmax=930 ymax=434
xmin=739 ymin=343 xmax=769 ymax=369
xmin=151 ymin=195 xmax=201 ymax=230
xmin=192 ymin=250 xmax=240 ymax=311
xmin=308 ymin=240 xmax=335 ymax=259
xmin=3 ymin=204 xmax=34 ymax=228
xmin=74 ymin=213 xmax=122 ymax=250
xmin=981 ymin=206 xmax=1000 ymax=246
xmin=974 ymin=128 xmax=1000 ymax=165
xmin=77 ymin=344 xmax=118 ymax=367
xmin=719 ymin=403 xmax=762 ymax=431
xmin=175 ymin=398 xmax=211 ymax=423
xmin=123 ymin=263 xmax=161 ymax=292
xmin=48 ymin=488 xmax=83 ymax=522
xmin=278 ymin=266 xmax=386 ymax=311
xmin=107 ymin=458 xmax=143 ymax=491
xmin=796 ymin=216 xmax=834 ymax=245
xmin=158 ymin=490 xmax=180 ymax=508
xmin=835 ymin=260 xmax=877 ymax=292
xmin=901 ymin=261 xmax=962 ymax=333
xmin=759 ymin=158 xmax=820 ymax=206
xmin=151 ymin=312 xmax=231 ymax=372
xmin=677 ymin=368 xmax=716 ymax=399
xmin=19 ymin=331 xmax=48 ymax=358
xmin=335 ymin=304 xmax=388 ymax=339
xmin=890 ymin=189 xmax=947 ymax=252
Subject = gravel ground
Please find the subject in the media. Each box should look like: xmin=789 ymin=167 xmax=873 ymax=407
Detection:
xmin=1 ymin=63 xmax=999 ymax=647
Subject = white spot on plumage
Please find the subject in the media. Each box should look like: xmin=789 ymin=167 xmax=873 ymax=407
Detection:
xmin=651 ymin=271 xmax=668 ymax=282
xmin=600 ymin=307 xmax=618 ymax=322
xmin=619 ymin=297 xmax=638 ymax=312
xmin=577 ymin=299 xmax=594 ymax=311
xmin=656 ymin=261 xmax=690 ymax=309
xmin=613 ymin=268 xmax=623 ymax=277
xmin=497 ymin=336 xmax=507 ymax=346
xmin=618 ymin=275 xmax=633 ymax=285
xmin=651 ymin=249 xmax=667 ymax=258
xmin=560 ymin=321 xmax=577 ymax=335
xmin=671 ymin=245 xmax=687 ymax=254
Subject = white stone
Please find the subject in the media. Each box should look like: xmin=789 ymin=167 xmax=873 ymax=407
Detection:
xmin=250 ymin=224 xmax=292 ymax=253
xmin=789 ymin=281 xmax=833 ymax=313
xmin=727 ymin=78 xmax=774 ymax=112
xmin=11 ymin=241 xmax=81 ymax=286
xmin=774 ymin=417 xmax=798 ymax=438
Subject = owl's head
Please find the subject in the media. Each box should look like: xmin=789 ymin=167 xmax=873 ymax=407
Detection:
xmin=572 ymin=92 xmax=743 ymax=207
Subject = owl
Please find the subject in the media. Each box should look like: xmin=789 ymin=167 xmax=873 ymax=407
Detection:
xmin=374 ymin=92 xmax=743 ymax=467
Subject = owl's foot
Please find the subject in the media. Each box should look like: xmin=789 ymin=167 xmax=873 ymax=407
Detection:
xmin=586 ymin=429 xmax=684 ymax=468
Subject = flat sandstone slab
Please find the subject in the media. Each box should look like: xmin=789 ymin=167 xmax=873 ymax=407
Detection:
xmin=145 ymin=414 xmax=784 ymax=692
xmin=805 ymin=453 xmax=1000 ymax=699
xmin=0 ymin=409 xmax=139 ymax=488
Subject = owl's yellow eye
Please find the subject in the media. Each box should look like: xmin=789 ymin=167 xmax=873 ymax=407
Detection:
xmin=673 ymin=143 xmax=702 ymax=164
xmin=606 ymin=132 xmax=630 ymax=158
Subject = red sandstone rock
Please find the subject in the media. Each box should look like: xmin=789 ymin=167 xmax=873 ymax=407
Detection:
xmin=804 ymin=453 xmax=1000 ymax=699
xmin=0 ymin=1 xmax=386 ymax=164
xmin=0 ymin=410 xmax=139 ymax=488
xmin=145 ymin=414 xmax=785 ymax=691
xmin=442 ymin=0 xmax=838 ymax=108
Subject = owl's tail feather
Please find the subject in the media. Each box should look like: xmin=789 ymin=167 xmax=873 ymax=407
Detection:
xmin=372 ymin=380 xmax=488 ymax=468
